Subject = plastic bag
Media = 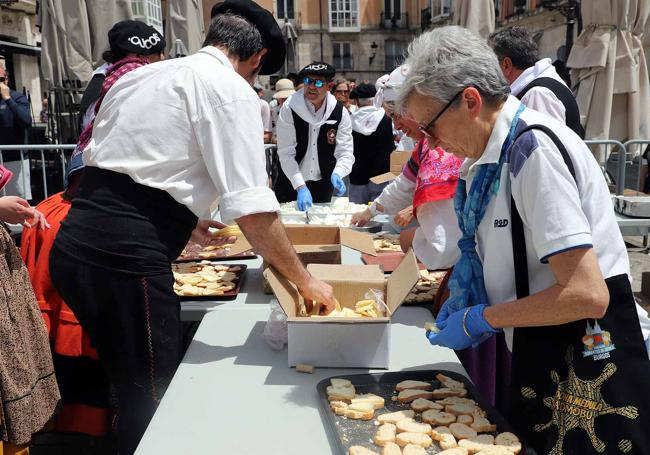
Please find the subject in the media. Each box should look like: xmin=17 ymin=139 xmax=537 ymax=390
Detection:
xmin=263 ymin=299 xmax=288 ymax=350
xmin=364 ymin=288 xmax=391 ymax=317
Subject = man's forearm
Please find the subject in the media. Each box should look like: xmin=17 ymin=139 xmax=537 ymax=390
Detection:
xmin=236 ymin=211 xmax=310 ymax=287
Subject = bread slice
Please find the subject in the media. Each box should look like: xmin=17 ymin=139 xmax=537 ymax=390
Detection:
xmin=432 ymin=388 xmax=468 ymax=399
xmin=495 ymin=432 xmax=521 ymax=454
xmin=431 ymin=426 xmax=452 ymax=441
xmin=436 ymin=373 xmax=467 ymax=389
xmin=398 ymin=389 xmax=434 ymax=403
xmin=475 ymin=448 xmax=513 ymax=455
xmin=352 ymin=393 xmax=385 ymax=410
xmin=411 ymin=398 xmax=443 ymax=412
xmin=330 ymin=400 xmax=349 ymax=416
xmin=395 ymin=432 xmax=433 ymax=448
xmin=438 ymin=449 xmax=469 ymax=455
xmin=470 ymin=416 xmax=497 ymax=433
xmin=458 ymin=435 xmax=496 ymax=454
xmin=449 ymin=423 xmax=478 ymax=440
xmin=331 ymin=378 xmax=353 ymax=388
xmin=377 ymin=409 xmax=416 ymax=424
xmin=348 ymin=446 xmax=379 ymax=455
xmin=395 ymin=380 xmax=432 ymax=392
xmin=439 ymin=433 xmax=459 ymax=450
xmin=380 ymin=442 xmax=402 ymax=455
xmin=457 ymin=415 xmax=473 ymax=425
xmin=345 ymin=402 xmax=375 ymax=420
xmin=421 ymin=410 xmax=456 ymax=426
xmin=395 ymin=418 xmax=432 ymax=434
xmin=373 ymin=423 xmax=397 ymax=447
xmin=327 ymin=385 xmax=356 ymax=401
xmin=436 ymin=397 xmax=477 ymax=406
xmin=445 ymin=404 xmax=486 ymax=418
xmin=403 ymin=444 xmax=428 ymax=455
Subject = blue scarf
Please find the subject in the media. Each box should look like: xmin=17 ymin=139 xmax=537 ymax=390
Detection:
xmin=442 ymin=103 xmax=525 ymax=316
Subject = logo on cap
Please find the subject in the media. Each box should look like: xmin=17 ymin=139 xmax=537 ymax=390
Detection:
xmin=129 ymin=33 xmax=161 ymax=50
xmin=305 ymin=63 xmax=328 ymax=71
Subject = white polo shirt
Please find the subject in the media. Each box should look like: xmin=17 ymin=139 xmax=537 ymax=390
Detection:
xmin=464 ymin=96 xmax=650 ymax=350
xmin=84 ymin=46 xmax=279 ymax=222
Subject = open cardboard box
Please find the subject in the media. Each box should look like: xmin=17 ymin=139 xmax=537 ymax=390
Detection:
xmin=369 ymin=150 xmax=411 ymax=185
xmin=263 ymin=225 xmax=377 ymax=293
xmin=264 ymin=249 xmax=420 ymax=368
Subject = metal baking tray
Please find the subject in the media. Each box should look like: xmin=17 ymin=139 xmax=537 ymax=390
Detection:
xmin=175 ymin=249 xmax=256 ymax=262
xmin=317 ymin=370 xmax=534 ymax=455
xmin=173 ymin=263 xmax=247 ymax=301
xmin=615 ymin=196 xmax=650 ymax=218
xmin=350 ymin=220 xmax=383 ymax=233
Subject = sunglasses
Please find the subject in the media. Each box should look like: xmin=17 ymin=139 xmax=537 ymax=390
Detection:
xmin=335 ymin=89 xmax=349 ymax=94
xmin=303 ymin=77 xmax=325 ymax=88
xmin=0 ymin=77 xmax=5 ymax=83
xmin=419 ymin=89 xmax=464 ymax=137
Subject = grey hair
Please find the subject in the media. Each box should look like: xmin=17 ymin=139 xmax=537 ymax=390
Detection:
xmin=488 ymin=27 xmax=539 ymax=70
xmin=203 ymin=13 xmax=264 ymax=61
xmin=397 ymin=26 xmax=510 ymax=111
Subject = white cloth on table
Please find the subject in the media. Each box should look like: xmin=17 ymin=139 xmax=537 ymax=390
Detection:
xmin=83 ymin=46 xmax=279 ymax=222
xmin=276 ymin=89 xmax=354 ymax=189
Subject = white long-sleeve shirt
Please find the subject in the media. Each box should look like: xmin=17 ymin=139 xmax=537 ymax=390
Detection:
xmin=276 ymin=90 xmax=354 ymax=189
xmin=411 ymin=199 xmax=461 ymax=270
xmin=510 ymin=58 xmax=568 ymax=123
xmin=84 ymin=46 xmax=279 ymax=222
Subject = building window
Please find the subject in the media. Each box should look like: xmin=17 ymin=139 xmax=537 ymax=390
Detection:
xmin=384 ymin=0 xmax=401 ymax=19
xmin=277 ymin=0 xmax=295 ymax=20
xmin=385 ymin=40 xmax=406 ymax=71
xmin=430 ymin=0 xmax=451 ymax=18
xmin=329 ymin=0 xmax=360 ymax=32
xmin=333 ymin=42 xmax=353 ymax=70
xmin=131 ymin=0 xmax=163 ymax=33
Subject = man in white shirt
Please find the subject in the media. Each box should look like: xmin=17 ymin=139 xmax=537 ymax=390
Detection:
xmin=488 ymin=27 xmax=584 ymax=137
xmin=49 ymin=3 xmax=335 ymax=453
xmin=275 ymin=62 xmax=354 ymax=210
xmin=255 ymin=83 xmax=273 ymax=143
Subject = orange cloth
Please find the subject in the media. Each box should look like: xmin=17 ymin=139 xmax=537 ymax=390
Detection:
xmin=0 ymin=442 xmax=29 ymax=455
xmin=20 ymin=192 xmax=109 ymax=436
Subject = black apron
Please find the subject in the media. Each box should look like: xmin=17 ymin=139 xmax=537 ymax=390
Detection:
xmin=508 ymin=125 xmax=650 ymax=455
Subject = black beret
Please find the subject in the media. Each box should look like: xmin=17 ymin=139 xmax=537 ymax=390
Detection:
xmin=349 ymin=82 xmax=377 ymax=100
xmin=298 ymin=61 xmax=336 ymax=79
xmin=211 ymin=0 xmax=286 ymax=75
xmin=108 ymin=20 xmax=165 ymax=56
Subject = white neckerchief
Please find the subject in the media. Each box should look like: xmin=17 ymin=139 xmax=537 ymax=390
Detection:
xmin=287 ymin=89 xmax=338 ymax=126
xmin=510 ymin=58 xmax=554 ymax=96
xmin=351 ymin=105 xmax=386 ymax=135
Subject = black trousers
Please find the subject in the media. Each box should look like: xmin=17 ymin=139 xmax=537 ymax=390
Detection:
xmin=274 ymin=172 xmax=334 ymax=204
xmin=49 ymin=245 xmax=182 ymax=455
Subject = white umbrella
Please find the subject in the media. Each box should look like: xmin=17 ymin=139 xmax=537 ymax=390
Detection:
xmin=568 ymin=0 xmax=650 ymax=159
xmin=85 ymin=0 xmax=134 ymax=67
xmin=165 ymin=0 xmax=205 ymax=57
xmin=453 ymin=0 xmax=495 ymax=38
xmin=39 ymin=0 xmax=94 ymax=87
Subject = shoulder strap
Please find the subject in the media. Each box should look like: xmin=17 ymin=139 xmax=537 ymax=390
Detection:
xmin=510 ymin=124 xmax=577 ymax=299
xmin=517 ymin=77 xmax=585 ymax=139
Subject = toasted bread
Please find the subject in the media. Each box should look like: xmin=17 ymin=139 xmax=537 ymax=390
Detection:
xmin=395 ymin=432 xmax=433 ymax=448
xmin=411 ymin=398 xmax=443 ymax=412
xmin=421 ymin=410 xmax=456 ymax=426
xmin=449 ymin=423 xmax=478 ymax=440
xmin=398 ymin=389 xmax=434 ymax=403
xmin=380 ymin=442 xmax=402 ymax=455
xmin=396 ymin=418 xmax=432 ymax=434
xmin=377 ymin=410 xmax=416 ymax=424
xmin=373 ymin=423 xmax=397 ymax=447
xmin=470 ymin=416 xmax=497 ymax=433
xmin=395 ymin=380 xmax=432 ymax=392
xmin=403 ymin=444 xmax=428 ymax=455
xmin=458 ymin=435 xmax=496 ymax=454
xmin=348 ymin=446 xmax=379 ymax=455
xmin=432 ymin=388 xmax=468 ymax=399
xmin=495 ymin=432 xmax=521 ymax=454
xmin=352 ymin=393 xmax=385 ymax=410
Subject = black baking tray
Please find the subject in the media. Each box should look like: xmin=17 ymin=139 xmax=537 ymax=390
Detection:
xmin=317 ymin=369 xmax=536 ymax=455
xmin=173 ymin=263 xmax=247 ymax=301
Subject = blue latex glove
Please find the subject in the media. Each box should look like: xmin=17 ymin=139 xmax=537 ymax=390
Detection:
xmin=296 ymin=186 xmax=313 ymax=211
xmin=331 ymin=173 xmax=346 ymax=196
xmin=426 ymin=304 xmax=499 ymax=350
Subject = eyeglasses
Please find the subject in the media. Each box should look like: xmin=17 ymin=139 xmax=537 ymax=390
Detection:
xmin=419 ymin=89 xmax=464 ymax=137
xmin=303 ymin=77 xmax=325 ymax=88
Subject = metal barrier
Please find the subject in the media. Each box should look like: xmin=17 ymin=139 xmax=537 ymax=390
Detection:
xmin=0 ymin=144 xmax=75 ymax=201
xmin=583 ymin=139 xmax=627 ymax=195
xmin=624 ymin=140 xmax=650 ymax=195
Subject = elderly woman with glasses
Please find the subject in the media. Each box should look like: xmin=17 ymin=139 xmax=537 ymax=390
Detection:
xmin=351 ymin=66 xmax=463 ymax=271
xmin=397 ymin=26 xmax=650 ymax=453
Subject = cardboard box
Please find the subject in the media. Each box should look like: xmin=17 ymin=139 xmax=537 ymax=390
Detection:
xmin=264 ymin=249 xmax=420 ymax=368
xmin=370 ymin=150 xmax=411 ymax=184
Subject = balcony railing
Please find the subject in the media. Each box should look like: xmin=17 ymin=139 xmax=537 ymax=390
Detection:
xmin=380 ymin=12 xmax=409 ymax=30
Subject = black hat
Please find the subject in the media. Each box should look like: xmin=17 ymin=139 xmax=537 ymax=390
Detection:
xmin=211 ymin=0 xmax=286 ymax=75
xmin=107 ymin=20 xmax=165 ymax=56
xmin=299 ymin=62 xmax=336 ymax=79
xmin=350 ymin=82 xmax=377 ymax=100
